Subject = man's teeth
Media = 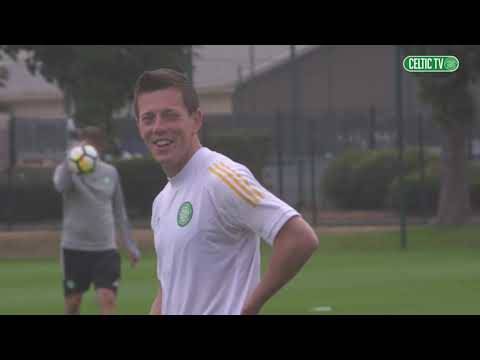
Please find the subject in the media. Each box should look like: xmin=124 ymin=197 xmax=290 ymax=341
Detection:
xmin=154 ymin=140 xmax=172 ymax=146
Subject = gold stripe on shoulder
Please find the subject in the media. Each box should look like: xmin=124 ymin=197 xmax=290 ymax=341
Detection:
xmin=218 ymin=162 xmax=265 ymax=199
xmin=211 ymin=163 xmax=263 ymax=203
xmin=208 ymin=166 xmax=259 ymax=207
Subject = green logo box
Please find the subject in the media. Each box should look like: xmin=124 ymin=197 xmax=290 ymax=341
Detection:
xmin=403 ymin=56 xmax=459 ymax=73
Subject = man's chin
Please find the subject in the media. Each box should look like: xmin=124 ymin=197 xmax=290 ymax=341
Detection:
xmin=153 ymin=154 xmax=170 ymax=164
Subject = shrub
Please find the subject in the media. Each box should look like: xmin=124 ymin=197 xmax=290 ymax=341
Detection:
xmin=0 ymin=129 xmax=274 ymax=223
xmin=322 ymin=147 xmax=439 ymax=210
xmin=388 ymin=161 xmax=480 ymax=214
xmin=204 ymin=128 xmax=272 ymax=182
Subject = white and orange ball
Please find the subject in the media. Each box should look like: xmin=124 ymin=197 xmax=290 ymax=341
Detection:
xmin=68 ymin=144 xmax=98 ymax=174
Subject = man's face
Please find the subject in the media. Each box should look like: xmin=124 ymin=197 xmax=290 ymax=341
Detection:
xmin=137 ymin=87 xmax=202 ymax=175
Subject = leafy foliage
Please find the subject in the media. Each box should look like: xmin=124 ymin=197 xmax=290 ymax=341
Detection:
xmin=0 ymin=45 xmax=195 ymax=133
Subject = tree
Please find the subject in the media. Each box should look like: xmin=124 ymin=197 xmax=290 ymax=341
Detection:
xmin=0 ymin=65 xmax=7 ymax=87
xmin=0 ymin=45 xmax=194 ymax=142
xmin=0 ymin=51 xmax=8 ymax=87
xmin=401 ymin=45 xmax=480 ymax=225
xmin=0 ymin=52 xmax=10 ymax=113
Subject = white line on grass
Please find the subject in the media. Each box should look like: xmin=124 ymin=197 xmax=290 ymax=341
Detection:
xmin=311 ymin=306 xmax=333 ymax=312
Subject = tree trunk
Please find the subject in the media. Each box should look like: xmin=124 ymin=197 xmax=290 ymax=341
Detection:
xmin=436 ymin=124 xmax=471 ymax=225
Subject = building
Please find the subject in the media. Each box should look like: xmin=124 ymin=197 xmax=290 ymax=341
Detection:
xmin=233 ymin=45 xmax=429 ymax=119
xmin=0 ymin=55 xmax=66 ymax=119
xmin=0 ymin=55 xmax=67 ymax=167
xmin=197 ymin=83 xmax=234 ymax=115
xmin=231 ymin=45 xmax=439 ymax=206
xmin=0 ymin=51 xmax=237 ymax=163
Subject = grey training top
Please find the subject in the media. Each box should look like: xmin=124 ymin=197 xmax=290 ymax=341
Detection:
xmin=53 ymin=159 xmax=140 ymax=257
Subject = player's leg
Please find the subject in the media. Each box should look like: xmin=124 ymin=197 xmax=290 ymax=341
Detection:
xmin=61 ymin=248 xmax=92 ymax=315
xmin=96 ymin=288 xmax=117 ymax=315
xmin=65 ymin=292 xmax=83 ymax=315
xmin=92 ymin=249 xmax=121 ymax=315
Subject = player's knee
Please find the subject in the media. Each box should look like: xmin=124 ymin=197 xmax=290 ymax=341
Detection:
xmin=65 ymin=294 xmax=82 ymax=314
xmin=97 ymin=289 xmax=117 ymax=309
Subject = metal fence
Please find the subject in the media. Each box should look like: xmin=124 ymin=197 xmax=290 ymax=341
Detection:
xmin=202 ymin=109 xmax=480 ymax=225
xmin=2 ymin=111 xmax=480 ymax=227
xmin=13 ymin=117 xmax=67 ymax=166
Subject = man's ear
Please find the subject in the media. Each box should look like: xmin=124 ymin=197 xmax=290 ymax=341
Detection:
xmin=192 ymin=109 xmax=203 ymax=134
xmin=135 ymin=115 xmax=141 ymax=132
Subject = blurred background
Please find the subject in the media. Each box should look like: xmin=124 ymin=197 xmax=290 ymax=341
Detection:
xmin=1 ymin=45 xmax=480 ymax=315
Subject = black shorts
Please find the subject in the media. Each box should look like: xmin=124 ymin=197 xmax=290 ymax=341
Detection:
xmin=61 ymin=248 xmax=121 ymax=296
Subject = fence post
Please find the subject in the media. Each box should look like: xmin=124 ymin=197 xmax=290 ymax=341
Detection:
xmin=309 ymin=115 xmax=318 ymax=226
xmin=298 ymin=113 xmax=305 ymax=210
xmin=369 ymin=105 xmax=377 ymax=150
xmin=395 ymin=46 xmax=407 ymax=250
xmin=7 ymin=113 xmax=16 ymax=231
xmin=275 ymin=111 xmax=284 ymax=200
xmin=418 ymin=113 xmax=427 ymax=223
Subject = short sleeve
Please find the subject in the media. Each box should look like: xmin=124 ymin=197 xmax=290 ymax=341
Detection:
xmin=207 ymin=160 xmax=300 ymax=246
xmin=151 ymin=195 xmax=158 ymax=231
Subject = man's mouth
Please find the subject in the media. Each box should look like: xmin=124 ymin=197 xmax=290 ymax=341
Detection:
xmin=152 ymin=139 xmax=174 ymax=149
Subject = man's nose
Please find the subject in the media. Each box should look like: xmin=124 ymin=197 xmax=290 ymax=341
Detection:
xmin=152 ymin=116 xmax=167 ymax=133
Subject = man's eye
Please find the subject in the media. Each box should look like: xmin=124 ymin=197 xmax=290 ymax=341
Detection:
xmin=164 ymin=112 xmax=180 ymax=120
xmin=142 ymin=116 xmax=154 ymax=125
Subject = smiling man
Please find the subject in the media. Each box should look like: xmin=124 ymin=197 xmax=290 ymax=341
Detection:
xmin=134 ymin=68 xmax=319 ymax=315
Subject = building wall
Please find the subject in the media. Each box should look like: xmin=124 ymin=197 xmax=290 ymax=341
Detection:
xmin=9 ymin=97 xmax=66 ymax=119
xmin=199 ymin=92 xmax=232 ymax=114
xmin=233 ymin=45 xmax=428 ymax=118
xmin=197 ymin=85 xmax=233 ymax=115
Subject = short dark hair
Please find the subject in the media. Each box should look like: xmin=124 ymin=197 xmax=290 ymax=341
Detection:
xmin=133 ymin=68 xmax=199 ymax=119
xmin=78 ymin=126 xmax=107 ymax=150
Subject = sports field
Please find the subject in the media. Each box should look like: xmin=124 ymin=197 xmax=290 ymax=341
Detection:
xmin=1 ymin=224 xmax=480 ymax=315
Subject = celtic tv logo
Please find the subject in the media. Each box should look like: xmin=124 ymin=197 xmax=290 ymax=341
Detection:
xmin=177 ymin=201 xmax=193 ymax=227
xmin=444 ymin=57 xmax=458 ymax=71
xmin=403 ymin=56 xmax=459 ymax=73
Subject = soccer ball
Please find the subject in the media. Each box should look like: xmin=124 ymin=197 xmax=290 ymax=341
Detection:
xmin=68 ymin=144 xmax=98 ymax=174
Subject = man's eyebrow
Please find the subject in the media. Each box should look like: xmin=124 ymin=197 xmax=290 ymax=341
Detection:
xmin=161 ymin=108 xmax=179 ymax=115
xmin=140 ymin=111 xmax=155 ymax=118
xmin=140 ymin=108 xmax=179 ymax=118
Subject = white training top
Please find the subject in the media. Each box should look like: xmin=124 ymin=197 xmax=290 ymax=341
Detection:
xmin=151 ymin=147 xmax=300 ymax=315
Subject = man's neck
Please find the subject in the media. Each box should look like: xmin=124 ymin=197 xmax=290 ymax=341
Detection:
xmin=163 ymin=142 xmax=202 ymax=178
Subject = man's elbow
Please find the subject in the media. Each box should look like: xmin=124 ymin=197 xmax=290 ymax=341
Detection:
xmin=53 ymin=181 xmax=63 ymax=193
xmin=278 ymin=217 xmax=319 ymax=255
xmin=294 ymin=223 xmax=319 ymax=256
xmin=303 ymin=231 xmax=319 ymax=255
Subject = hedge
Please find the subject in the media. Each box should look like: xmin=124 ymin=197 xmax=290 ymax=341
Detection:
xmin=0 ymin=130 xmax=272 ymax=222
xmin=388 ymin=162 xmax=480 ymax=214
xmin=0 ymin=167 xmax=60 ymax=222
xmin=322 ymin=147 xmax=439 ymax=210
xmin=203 ymin=128 xmax=272 ymax=181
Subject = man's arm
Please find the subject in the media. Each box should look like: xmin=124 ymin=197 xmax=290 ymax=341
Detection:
xmin=112 ymin=173 xmax=141 ymax=266
xmin=53 ymin=161 xmax=73 ymax=193
xmin=150 ymin=288 xmax=162 ymax=315
xmin=241 ymin=216 xmax=319 ymax=315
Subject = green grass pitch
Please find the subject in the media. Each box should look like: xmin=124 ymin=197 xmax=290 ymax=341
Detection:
xmin=2 ymin=225 xmax=480 ymax=315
